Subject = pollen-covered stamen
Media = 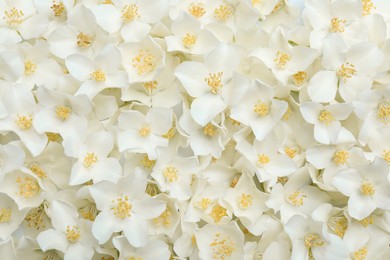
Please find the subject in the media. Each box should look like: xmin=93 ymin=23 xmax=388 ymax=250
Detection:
xmin=359 ymin=215 xmax=374 ymax=227
xmin=272 ymin=0 xmax=285 ymax=13
xmin=153 ymin=208 xmax=172 ymax=227
xmin=76 ymin=32 xmax=92 ymax=48
xmin=43 ymin=250 xmax=62 ymax=260
xmin=112 ymin=196 xmax=132 ymax=219
xmin=162 ymin=166 xmax=179 ymax=183
xmin=55 ymin=105 xmax=72 ymax=120
xmin=100 ymin=0 xmax=113 ymax=4
xmin=353 ymin=246 xmax=368 ymax=260
xmin=328 ymin=216 xmax=348 ymax=238
xmin=140 ymin=155 xmax=156 ymax=169
xmin=121 ymin=4 xmax=140 ymax=22
xmin=362 ymin=0 xmax=375 ymax=16
xmin=16 ymin=176 xmax=40 ymax=198
xmin=252 ymin=0 xmax=261 ymax=6
xmin=194 ymin=198 xmax=211 ymax=210
xmin=318 ymin=110 xmax=334 ymax=125
xmin=46 ymin=132 xmax=62 ymax=142
xmin=360 ymin=181 xmax=375 ymax=196
xmin=286 ymin=191 xmax=307 ymax=207
xmin=90 ymin=69 xmax=106 ymax=82
xmin=24 ymin=60 xmax=37 ymax=75
xmin=333 ymin=150 xmax=349 ymax=165
xmin=25 ymin=204 xmax=46 ymax=229
xmin=66 ymin=226 xmax=80 ymax=243
xmin=132 ymin=49 xmax=156 ymax=75
xmin=188 ymin=3 xmax=206 ymax=18
xmin=377 ymin=102 xmax=390 ymax=124
xmin=83 ymin=152 xmax=98 ymax=168
xmin=209 ymin=233 xmax=236 ymax=259
xmin=330 ymin=17 xmax=347 ymax=33
xmin=214 ymin=4 xmax=234 ymax=22
xmin=205 ymin=72 xmax=223 ymax=94
xmin=203 ymin=123 xmax=217 ymax=136
xmin=143 ymin=80 xmax=158 ymax=95
xmin=15 ymin=114 xmax=33 ymax=130
xmin=253 ymin=100 xmax=269 ymax=116
xmin=257 ymin=153 xmax=270 ymax=165
xmin=29 ymin=163 xmax=48 ymax=179
xmin=383 ymin=150 xmax=390 ymax=164
xmin=238 ymin=193 xmax=253 ymax=209
xmin=337 ymin=62 xmax=356 ymax=82
xmin=0 ymin=208 xmax=12 ymax=223
xmin=138 ymin=126 xmax=151 ymax=137
xmin=182 ymin=33 xmax=197 ymax=48
xmin=292 ymin=71 xmax=307 ymax=86
xmin=274 ymin=51 xmax=291 ymax=69
xmin=79 ymin=203 xmax=98 ymax=221
xmin=4 ymin=7 xmax=24 ymax=27
xmin=284 ymin=147 xmax=298 ymax=158
xmin=210 ymin=204 xmax=228 ymax=223
xmin=304 ymin=233 xmax=325 ymax=248
xmin=51 ymin=1 xmax=66 ymax=17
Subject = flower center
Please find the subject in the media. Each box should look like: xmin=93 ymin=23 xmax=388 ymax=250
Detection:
xmin=318 ymin=110 xmax=334 ymax=125
xmin=286 ymin=191 xmax=306 ymax=207
xmin=51 ymin=1 xmax=66 ymax=17
xmin=257 ymin=153 xmax=270 ymax=165
xmin=292 ymin=71 xmax=307 ymax=86
xmin=328 ymin=216 xmax=348 ymax=238
xmin=141 ymin=155 xmax=156 ymax=169
xmin=162 ymin=125 xmax=176 ymax=139
xmin=55 ymin=105 xmax=72 ymax=120
xmin=353 ymin=246 xmax=368 ymax=260
xmin=25 ymin=204 xmax=46 ymax=229
xmin=24 ymin=60 xmax=37 ymax=75
xmin=16 ymin=176 xmax=40 ymax=198
xmin=274 ymin=51 xmax=291 ymax=69
xmin=66 ymin=225 xmax=80 ymax=243
xmin=15 ymin=114 xmax=33 ymax=130
xmin=337 ymin=62 xmax=356 ymax=82
xmin=84 ymin=152 xmax=98 ymax=168
xmin=132 ymin=49 xmax=156 ymax=75
xmin=284 ymin=147 xmax=297 ymax=158
xmin=3 ymin=7 xmax=24 ymax=27
xmin=29 ymin=163 xmax=48 ymax=179
xmin=90 ymin=69 xmax=106 ymax=82
xmin=76 ymin=32 xmax=92 ymax=48
xmin=209 ymin=233 xmax=236 ymax=259
xmin=377 ymin=102 xmax=390 ymax=124
xmin=203 ymin=123 xmax=216 ymax=136
xmin=100 ymin=0 xmax=113 ymax=4
xmin=44 ymin=250 xmax=62 ymax=260
xmin=0 ymin=208 xmax=12 ymax=223
xmin=195 ymin=198 xmax=211 ymax=210
xmin=252 ymin=0 xmax=261 ymax=6
xmin=362 ymin=0 xmax=375 ymax=16
xmin=382 ymin=150 xmax=390 ymax=164
xmin=333 ymin=150 xmax=349 ymax=165
xmin=359 ymin=215 xmax=374 ymax=227
xmin=138 ymin=126 xmax=151 ymax=137
xmin=360 ymin=181 xmax=375 ymax=196
xmin=238 ymin=193 xmax=253 ymax=209
xmin=112 ymin=196 xmax=132 ymax=219
xmin=253 ymin=100 xmax=269 ymax=116
xmin=46 ymin=132 xmax=62 ymax=142
xmin=214 ymin=4 xmax=234 ymax=22
xmin=210 ymin=204 xmax=228 ymax=223
xmin=205 ymin=72 xmax=224 ymax=94
xmin=153 ymin=208 xmax=172 ymax=227
xmin=330 ymin=17 xmax=346 ymax=33
xmin=121 ymin=4 xmax=139 ymax=22
xmin=162 ymin=166 xmax=179 ymax=183
xmin=304 ymin=233 xmax=324 ymax=248
xmin=188 ymin=4 xmax=206 ymax=18
xmin=79 ymin=203 xmax=98 ymax=221
xmin=143 ymin=80 xmax=158 ymax=95
xmin=182 ymin=33 xmax=197 ymax=48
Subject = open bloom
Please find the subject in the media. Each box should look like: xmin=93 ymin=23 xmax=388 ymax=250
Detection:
xmin=0 ymin=193 xmax=28 ymax=240
xmin=113 ymin=236 xmax=171 ymax=260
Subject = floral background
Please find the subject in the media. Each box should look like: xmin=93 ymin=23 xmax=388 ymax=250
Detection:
xmin=0 ymin=0 xmax=390 ymax=259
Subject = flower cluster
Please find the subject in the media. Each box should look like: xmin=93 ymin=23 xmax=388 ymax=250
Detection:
xmin=1 ymin=0 xmax=390 ymax=259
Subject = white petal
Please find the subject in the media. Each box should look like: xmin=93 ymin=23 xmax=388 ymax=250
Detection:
xmin=190 ymin=94 xmax=226 ymax=126
xmin=93 ymin=5 xmax=122 ymax=33
xmin=307 ymin=71 xmax=338 ymax=103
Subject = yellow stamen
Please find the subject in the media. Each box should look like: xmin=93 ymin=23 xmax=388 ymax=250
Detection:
xmin=55 ymin=105 xmax=72 ymax=120
xmin=24 ymin=60 xmax=37 ymax=75
xmin=209 ymin=204 xmax=227 ymax=223
xmin=205 ymin=72 xmax=223 ymax=94
xmin=286 ymin=191 xmax=306 ymax=207
xmin=209 ymin=233 xmax=236 ymax=259
xmin=330 ymin=17 xmax=347 ymax=33
xmin=4 ymin=7 xmax=24 ymax=27
xmin=138 ymin=126 xmax=151 ymax=137
xmin=333 ymin=150 xmax=349 ymax=165
xmin=153 ymin=208 xmax=172 ymax=227
xmin=188 ymin=4 xmax=206 ymax=18
xmin=292 ymin=71 xmax=307 ymax=86
xmin=29 ymin=163 xmax=48 ymax=179
xmin=162 ymin=166 xmax=179 ymax=183
xmin=337 ymin=62 xmax=356 ymax=82
xmin=257 ymin=154 xmax=270 ymax=165
xmin=353 ymin=246 xmax=368 ymax=260
xmin=16 ymin=176 xmax=40 ymax=198
xmin=238 ymin=194 xmax=253 ymax=209
xmin=214 ymin=4 xmax=234 ymax=22
xmin=377 ymin=102 xmax=390 ymax=124
xmin=112 ymin=196 xmax=132 ymax=219
xmin=132 ymin=49 xmax=156 ymax=75
xmin=362 ymin=0 xmax=375 ymax=16
xmin=15 ymin=114 xmax=33 ymax=130
xmin=274 ymin=51 xmax=291 ymax=69
xmin=360 ymin=181 xmax=375 ymax=196
xmin=76 ymin=33 xmax=92 ymax=48
xmin=318 ymin=110 xmax=334 ymax=125
xmin=182 ymin=33 xmax=197 ymax=48
xmin=51 ymin=1 xmax=66 ymax=17
xmin=90 ymin=69 xmax=106 ymax=82
xmin=140 ymin=155 xmax=156 ymax=169
xmin=66 ymin=226 xmax=80 ymax=243
xmin=84 ymin=152 xmax=98 ymax=168
xmin=203 ymin=123 xmax=217 ymax=136
xmin=121 ymin=4 xmax=139 ymax=22
xmin=0 ymin=208 xmax=12 ymax=222
xmin=253 ymin=100 xmax=269 ymax=116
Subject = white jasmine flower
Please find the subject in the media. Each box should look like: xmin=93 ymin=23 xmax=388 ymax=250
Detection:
xmin=113 ymin=236 xmax=171 ymax=260
xmin=0 ymin=193 xmax=28 ymax=240
xmin=149 ymin=194 xmax=180 ymax=237
xmin=0 ymin=142 xmax=25 ymax=182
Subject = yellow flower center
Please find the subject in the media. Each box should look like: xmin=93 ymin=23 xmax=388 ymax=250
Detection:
xmin=328 ymin=216 xmax=348 ymax=238
xmin=362 ymin=0 xmax=375 ymax=16
xmin=203 ymin=123 xmax=217 ymax=136
xmin=238 ymin=193 xmax=253 ymax=209
xmin=140 ymin=155 xmax=156 ymax=169
xmin=24 ymin=60 xmax=37 ymax=75
xmin=46 ymin=132 xmax=62 ymax=142
xmin=377 ymin=102 xmax=390 ymax=124
xmin=360 ymin=181 xmax=375 ymax=196
xmin=138 ymin=126 xmax=151 ymax=137
xmin=90 ymin=69 xmax=106 ymax=82
xmin=284 ymin=147 xmax=297 ymax=158
xmin=4 ymin=7 xmax=24 ymax=27
xmin=153 ymin=208 xmax=172 ymax=227
xmin=359 ymin=215 xmax=374 ymax=227
xmin=353 ymin=246 xmax=368 ymax=260
xmin=51 ymin=1 xmax=66 ymax=17
xmin=79 ymin=203 xmax=98 ymax=221
xmin=55 ymin=105 xmax=72 ymax=120
xmin=286 ymin=191 xmax=306 ymax=207
xmin=304 ymin=233 xmax=325 ymax=248
xmin=195 ymin=198 xmax=211 ymax=210
xmin=112 ymin=196 xmax=132 ymax=219
xmin=143 ymin=80 xmax=158 ymax=95
xmin=330 ymin=17 xmax=347 ymax=33
xmin=205 ymin=72 xmax=224 ymax=94
xmin=333 ymin=150 xmax=349 ymax=165
xmin=230 ymin=174 xmax=241 ymax=188
xmin=25 ymin=204 xmax=46 ymax=229
xmin=84 ymin=152 xmax=98 ymax=168
xmin=100 ymin=0 xmax=113 ymax=4
xmin=162 ymin=125 xmax=176 ymax=139
xmin=257 ymin=153 xmax=270 ymax=165
xmin=16 ymin=176 xmax=40 ymax=198
xmin=214 ymin=4 xmax=234 ymax=22
xmin=121 ymin=4 xmax=140 ymax=22
xmin=252 ymin=0 xmax=261 ymax=6
xmin=253 ymin=100 xmax=269 ymax=116
xmin=209 ymin=233 xmax=236 ymax=259
xmin=318 ymin=110 xmax=334 ymax=125
xmin=188 ymin=4 xmax=206 ymax=18
xmin=210 ymin=204 xmax=227 ymax=223
xmin=15 ymin=114 xmax=33 ymax=130
xmin=182 ymin=33 xmax=197 ymax=48
xmin=0 ymin=208 xmax=12 ymax=223
xmin=66 ymin=225 xmax=80 ymax=243
xmin=337 ymin=62 xmax=356 ymax=82
xmin=76 ymin=32 xmax=92 ymax=48
xmin=162 ymin=166 xmax=179 ymax=183
xmin=382 ymin=150 xmax=390 ymax=164
xmin=292 ymin=71 xmax=307 ymax=86
xmin=274 ymin=51 xmax=291 ymax=69
xmin=132 ymin=49 xmax=156 ymax=75
xmin=29 ymin=163 xmax=48 ymax=179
